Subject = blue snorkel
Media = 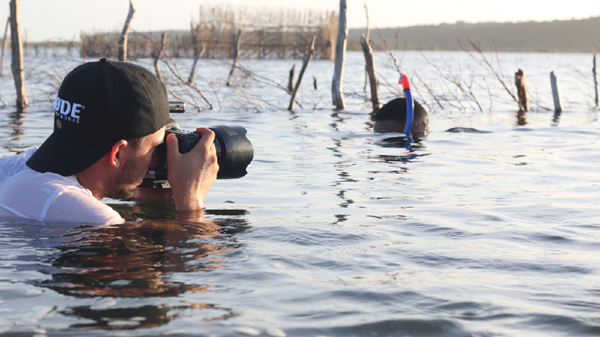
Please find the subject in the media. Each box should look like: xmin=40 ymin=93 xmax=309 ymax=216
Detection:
xmin=399 ymin=75 xmax=414 ymax=147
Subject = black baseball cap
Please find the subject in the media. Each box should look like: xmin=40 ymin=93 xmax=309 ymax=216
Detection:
xmin=27 ymin=58 xmax=170 ymax=176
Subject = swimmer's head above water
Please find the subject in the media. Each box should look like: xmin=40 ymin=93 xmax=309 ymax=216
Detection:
xmin=373 ymin=98 xmax=429 ymax=137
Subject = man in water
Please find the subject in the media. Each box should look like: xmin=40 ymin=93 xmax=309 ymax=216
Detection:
xmin=0 ymin=58 xmax=219 ymax=223
xmin=373 ymin=97 xmax=429 ymax=138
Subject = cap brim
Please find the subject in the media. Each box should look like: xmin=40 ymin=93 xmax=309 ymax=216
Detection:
xmin=26 ymin=133 xmax=114 ymax=176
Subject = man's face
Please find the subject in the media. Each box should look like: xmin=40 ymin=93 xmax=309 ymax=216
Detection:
xmin=110 ymin=127 xmax=166 ymax=199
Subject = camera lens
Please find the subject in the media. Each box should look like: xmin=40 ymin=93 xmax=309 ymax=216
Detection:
xmin=141 ymin=123 xmax=253 ymax=188
xmin=209 ymin=125 xmax=254 ymax=179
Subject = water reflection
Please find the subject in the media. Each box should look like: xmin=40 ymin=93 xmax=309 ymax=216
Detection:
xmin=374 ymin=136 xmax=426 ymax=164
xmin=517 ymin=110 xmax=528 ymax=126
xmin=552 ymin=109 xmax=562 ymax=125
xmin=0 ymin=206 xmax=249 ymax=331
xmin=9 ymin=109 xmax=24 ymax=141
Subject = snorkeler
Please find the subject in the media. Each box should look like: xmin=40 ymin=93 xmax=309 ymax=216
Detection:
xmin=373 ymin=97 xmax=429 ymax=137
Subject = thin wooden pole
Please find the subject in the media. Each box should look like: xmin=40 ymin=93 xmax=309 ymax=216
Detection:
xmin=226 ymin=29 xmax=241 ymax=86
xmin=361 ymin=34 xmax=379 ymax=113
xmin=1 ymin=16 xmax=9 ymax=77
xmin=331 ymin=0 xmax=348 ymax=110
xmin=362 ymin=3 xmax=370 ymax=92
xmin=550 ymin=71 xmax=562 ymax=112
xmin=9 ymin=0 xmax=27 ymax=109
xmin=154 ymin=32 xmax=167 ymax=82
xmin=288 ymin=35 xmax=316 ymax=111
xmin=118 ymin=0 xmax=136 ymax=62
xmin=515 ymin=69 xmax=529 ymax=112
xmin=188 ymin=44 xmax=205 ymax=84
xmin=594 ymin=54 xmax=599 ymax=107
xmin=288 ymin=64 xmax=295 ymax=93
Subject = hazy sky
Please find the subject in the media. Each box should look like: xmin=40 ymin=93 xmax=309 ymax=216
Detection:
xmin=1 ymin=0 xmax=599 ymax=42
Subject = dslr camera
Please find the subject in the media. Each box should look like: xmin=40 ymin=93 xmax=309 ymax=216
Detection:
xmin=140 ymin=101 xmax=254 ymax=188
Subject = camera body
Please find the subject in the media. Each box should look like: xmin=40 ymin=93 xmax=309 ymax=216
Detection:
xmin=140 ymin=102 xmax=254 ymax=188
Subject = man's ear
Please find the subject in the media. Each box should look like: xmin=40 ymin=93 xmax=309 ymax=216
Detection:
xmin=108 ymin=140 xmax=129 ymax=168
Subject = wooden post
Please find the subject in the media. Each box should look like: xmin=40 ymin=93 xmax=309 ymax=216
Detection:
xmin=363 ymin=3 xmax=370 ymax=92
xmin=118 ymin=0 xmax=136 ymax=62
xmin=360 ymin=34 xmax=379 ymax=113
xmin=226 ymin=29 xmax=241 ymax=87
xmin=154 ymin=32 xmax=167 ymax=82
xmin=288 ymin=35 xmax=316 ymax=111
xmin=550 ymin=71 xmax=562 ymax=112
xmin=188 ymin=44 xmax=205 ymax=84
xmin=23 ymin=28 xmax=27 ymax=56
xmin=515 ymin=69 xmax=529 ymax=111
xmin=594 ymin=54 xmax=599 ymax=107
xmin=1 ymin=16 xmax=9 ymax=77
xmin=331 ymin=0 xmax=348 ymax=110
xmin=288 ymin=65 xmax=295 ymax=92
xmin=9 ymin=0 xmax=27 ymax=109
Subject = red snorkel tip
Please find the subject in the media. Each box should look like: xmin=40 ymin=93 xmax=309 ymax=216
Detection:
xmin=399 ymin=75 xmax=411 ymax=91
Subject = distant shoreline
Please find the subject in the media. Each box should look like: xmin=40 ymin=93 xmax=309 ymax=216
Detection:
xmin=348 ymin=16 xmax=600 ymax=53
xmin=23 ymin=16 xmax=600 ymax=54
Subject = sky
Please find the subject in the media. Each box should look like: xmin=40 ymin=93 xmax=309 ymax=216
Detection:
xmin=1 ymin=0 xmax=599 ymax=42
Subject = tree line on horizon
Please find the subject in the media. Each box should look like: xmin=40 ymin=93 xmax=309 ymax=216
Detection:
xmin=350 ymin=15 xmax=600 ymax=53
xmin=16 ymin=13 xmax=600 ymax=56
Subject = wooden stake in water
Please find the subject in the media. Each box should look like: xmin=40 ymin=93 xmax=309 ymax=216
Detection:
xmin=550 ymin=71 xmax=562 ymax=112
xmin=1 ymin=16 xmax=9 ymax=77
xmin=360 ymin=34 xmax=379 ymax=113
xmin=331 ymin=0 xmax=348 ymax=110
xmin=594 ymin=54 xmax=599 ymax=107
xmin=515 ymin=69 xmax=529 ymax=112
xmin=188 ymin=44 xmax=205 ymax=84
xmin=288 ymin=65 xmax=295 ymax=93
xmin=288 ymin=35 xmax=316 ymax=111
xmin=154 ymin=32 xmax=167 ymax=82
xmin=118 ymin=0 xmax=136 ymax=62
xmin=226 ymin=30 xmax=242 ymax=86
xmin=9 ymin=0 xmax=27 ymax=109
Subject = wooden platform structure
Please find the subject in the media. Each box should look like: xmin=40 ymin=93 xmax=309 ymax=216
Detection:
xmin=79 ymin=5 xmax=338 ymax=60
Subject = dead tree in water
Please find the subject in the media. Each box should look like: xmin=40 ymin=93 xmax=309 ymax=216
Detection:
xmin=188 ymin=44 xmax=205 ymax=84
xmin=226 ymin=30 xmax=242 ymax=86
xmin=332 ymin=0 xmax=348 ymax=110
xmin=118 ymin=0 xmax=136 ymax=61
xmin=9 ymin=0 xmax=27 ymax=109
xmin=362 ymin=3 xmax=370 ymax=92
xmin=1 ymin=16 xmax=9 ymax=76
xmin=360 ymin=34 xmax=379 ymax=112
xmin=515 ymin=69 xmax=529 ymax=111
xmin=288 ymin=35 xmax=316 ymax=111
xmin=288 ymin=65 xmax=295 ymax=93
xmin=550 ymin=71 xmax=562 ymax=112
xmin=154 ymin=32 xmax=167 ymax=82
xmin=594 ymin=54 xmax=599 ymax=107
xmin=460 ymin=39 xmax=521 ymax=111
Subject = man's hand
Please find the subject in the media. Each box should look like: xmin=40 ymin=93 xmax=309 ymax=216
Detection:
xmin=166 ymin=127 xmax=219 ymax=213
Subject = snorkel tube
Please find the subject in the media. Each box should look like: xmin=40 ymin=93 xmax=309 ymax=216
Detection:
xmin=399 ymin=74 xmax=414 ymax=144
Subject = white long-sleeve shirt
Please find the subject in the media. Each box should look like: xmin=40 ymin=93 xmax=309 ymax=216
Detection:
xmin=0 ymin=148 xmax=123 ymax=224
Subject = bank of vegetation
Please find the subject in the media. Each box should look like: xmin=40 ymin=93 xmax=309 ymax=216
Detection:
xmin=351 ymin=16 xmax=600 ymax=53
xmin=19 ymin=14 xmax=600 ymax=58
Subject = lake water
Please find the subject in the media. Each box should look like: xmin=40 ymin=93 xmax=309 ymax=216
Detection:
xmin=0 ymin=50 xmax=599 ymax=336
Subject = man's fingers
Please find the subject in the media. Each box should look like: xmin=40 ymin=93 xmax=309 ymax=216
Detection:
xmin=195 ymin=128 xmax=215 ymax=148
xmin=166 ymin=133 xmax=180 ymax=163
